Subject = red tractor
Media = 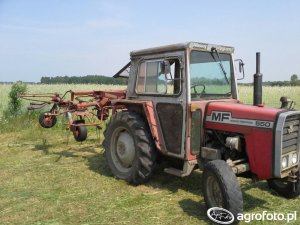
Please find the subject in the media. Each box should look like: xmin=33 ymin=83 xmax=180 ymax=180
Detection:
xmin=102 ymin=42 xmax=300 ymax=222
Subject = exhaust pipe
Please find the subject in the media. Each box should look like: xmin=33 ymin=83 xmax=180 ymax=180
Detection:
xmin=253 ymin=52 xmax=263 ymax=106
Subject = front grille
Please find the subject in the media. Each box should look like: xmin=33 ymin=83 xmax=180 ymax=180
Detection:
xmin=274 ymin=111 xmax=300 ymax=178
xmin=282 ymin=114 xmax=300 ymax=154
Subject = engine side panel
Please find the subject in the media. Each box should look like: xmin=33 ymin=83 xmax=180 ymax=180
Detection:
xmin=205 ymin=102 xmax=283 ymax=180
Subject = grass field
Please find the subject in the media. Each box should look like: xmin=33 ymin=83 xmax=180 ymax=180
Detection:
xmin=238 ymin=85 xmax=300 ymax=109
xmin=1 ymin=84 xmax=299 ymax=116
xmin=0 ymin=84 xmax=300 ymax=225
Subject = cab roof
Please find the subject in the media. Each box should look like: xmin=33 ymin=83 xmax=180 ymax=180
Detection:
xmin=130 ymin=41 xmax=234 ymax=57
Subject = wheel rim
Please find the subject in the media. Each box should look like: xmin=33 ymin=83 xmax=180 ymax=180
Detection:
xmin=206 ymin=175 xmax=224 ymax=207
xmin=111 ymin=127 xmax=135 ymax=173
xmin=43 ymin=116 xmax=53 ymax=126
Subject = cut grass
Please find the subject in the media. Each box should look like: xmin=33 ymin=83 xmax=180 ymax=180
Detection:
xmin=0 ymin=126 xmax=300 ymax=225
xmin=0 ymin=130 xmax=205 ymax=225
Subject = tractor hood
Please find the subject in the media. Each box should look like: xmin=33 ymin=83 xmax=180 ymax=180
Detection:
xmin=205 ymin=101 xmax=285 ymax=130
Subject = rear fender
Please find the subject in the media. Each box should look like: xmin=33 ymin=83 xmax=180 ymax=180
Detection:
xmin=112 ymin=99 xmax=167 ymax=154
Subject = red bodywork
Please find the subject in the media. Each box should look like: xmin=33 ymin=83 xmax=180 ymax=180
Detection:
xmin=113 ymin=99 xmax=284 ymax=180
xmin=205 ymin=101 xmax=284 ymax=180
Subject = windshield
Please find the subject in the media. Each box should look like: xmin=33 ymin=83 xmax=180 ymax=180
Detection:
xmin=189 ymin=50 xmax=232 ymax=100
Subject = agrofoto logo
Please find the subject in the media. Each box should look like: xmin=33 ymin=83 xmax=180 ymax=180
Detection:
xmin=207 ymin=207 xmax=234 ymax=224
xmin=207 ymin=207 xmax=298 ymax=224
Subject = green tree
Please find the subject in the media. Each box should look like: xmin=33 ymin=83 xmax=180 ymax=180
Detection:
xmin=291 ymin=74 xmax=299 ymax=86
xmin=6 ymin=81 xmax=27 ymax=116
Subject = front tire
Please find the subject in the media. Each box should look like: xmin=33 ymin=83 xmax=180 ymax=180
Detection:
xmin=202 ymin=160 xmax=243 ymax=222
xmin=103 ymin=111 xmax=157 ymax=185
xmin=267 ymin=178 xmax=300 ymax=198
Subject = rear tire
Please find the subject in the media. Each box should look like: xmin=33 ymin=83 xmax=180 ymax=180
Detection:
xmin=202 ymin=160 xmax=243 ymax=223
xmin=267 ymin=178 xmax=300 ymax=198
xmin=103 ymin=111 xmax=157 ymax=185
xmin=39 ymin=111 xmax=57 ymax=128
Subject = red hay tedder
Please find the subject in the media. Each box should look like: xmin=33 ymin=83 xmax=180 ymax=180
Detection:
xmin=20 ymin=90 xmax=126 ymax=141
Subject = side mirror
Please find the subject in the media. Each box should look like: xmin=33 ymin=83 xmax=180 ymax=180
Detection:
xmin=235 ymin=59 xmax=245 ymax=80
xmin=161 ymin=60 xmax=171 ymax=75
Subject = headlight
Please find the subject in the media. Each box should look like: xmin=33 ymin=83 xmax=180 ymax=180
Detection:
xmin=292 ymin=153 xmax=298 ymax=164
xmin=282 ymin=156 xmax=288 ymax=169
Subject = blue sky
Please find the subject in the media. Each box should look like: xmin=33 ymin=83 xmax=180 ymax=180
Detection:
xmin=0 ymin=0 xmax=299 ymax=82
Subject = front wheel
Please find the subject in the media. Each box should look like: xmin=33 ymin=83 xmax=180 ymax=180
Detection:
xmin=267 ymin=178 xmax=300 ymax=198
xmin=103 ymin=111 xmax=157 ymax=185
xmin=202 ymin=160 xmax=243 ymax=222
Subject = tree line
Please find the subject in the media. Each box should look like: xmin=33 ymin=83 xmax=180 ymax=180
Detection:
xmin=258 ymin=74 xmax=299 ymax=86
xmin=40 ymin=75 xmax=127 ymax=85
xmin=239 ymin=74 xmax=300 ymax=86
xmin=39 ymin=74 xmax=300 ymax=86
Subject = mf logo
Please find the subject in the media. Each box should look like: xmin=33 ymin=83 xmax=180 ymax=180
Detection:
xmin=211 ymin=112 xmax=231 ymax=121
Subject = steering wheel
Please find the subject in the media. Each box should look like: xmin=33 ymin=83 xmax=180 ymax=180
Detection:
xmin=191 ymin=83 xmax=206 ymax=98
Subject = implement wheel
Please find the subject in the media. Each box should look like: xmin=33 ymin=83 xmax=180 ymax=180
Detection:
xmin=72 ymin=121 xmax=87 ymax=142
xmin=39 ymin=111 xmax=57 ymax=128
xmin=103 ymin=111 xmax=157 ymax=185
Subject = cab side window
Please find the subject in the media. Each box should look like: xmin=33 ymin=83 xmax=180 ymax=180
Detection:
xmin=136 ymin=58 xmax=181 ymax=95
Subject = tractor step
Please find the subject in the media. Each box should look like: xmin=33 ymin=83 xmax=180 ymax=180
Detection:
xmin=164 ymin=160 xmax=197 ymax=177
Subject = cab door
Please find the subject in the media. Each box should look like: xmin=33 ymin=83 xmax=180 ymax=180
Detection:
xmin=133 ymin=53 xmax=187 ymax=159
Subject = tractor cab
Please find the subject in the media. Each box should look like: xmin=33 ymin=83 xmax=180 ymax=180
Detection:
xmin=121 ymin=42 xmax=240 ymax=161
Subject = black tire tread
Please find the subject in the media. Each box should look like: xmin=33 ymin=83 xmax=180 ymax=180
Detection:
xmin=202 ymin=160 xmax=243 ymax=221
xmin=73 ymin=124 xmax=87 ymax=142
xmin=103 ymin=111 xmax=156 ymax=185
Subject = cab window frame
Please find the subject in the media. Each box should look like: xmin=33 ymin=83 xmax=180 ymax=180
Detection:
xmin=135 ymin=57 xmax=182 ymax=97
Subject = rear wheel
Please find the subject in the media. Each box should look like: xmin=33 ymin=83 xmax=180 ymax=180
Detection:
xmin=267 ymin=178 xmax=300 ymax=198
xmin=103 ymin=111 xmax=157 ymax=185
xmin=39 ymin=111 xmax=57 ymax=128
xmin=202 ymin=160 xmax=243 ymax=222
